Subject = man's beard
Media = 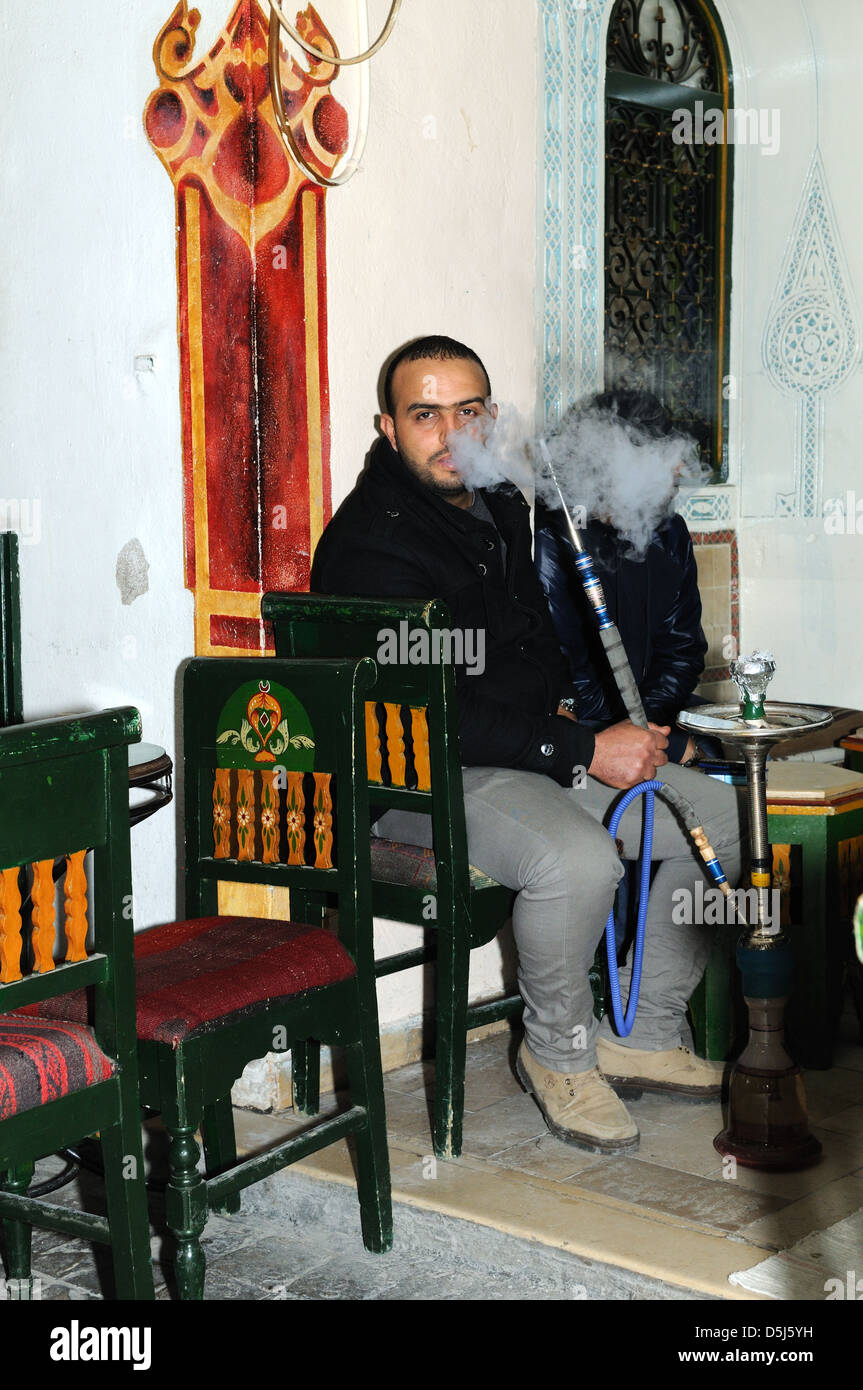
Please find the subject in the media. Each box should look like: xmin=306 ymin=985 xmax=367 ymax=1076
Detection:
xmin=428 ymin=472 xmax=470 ymax=499
xmin=397 ymin=439 xmax=471 ymax=500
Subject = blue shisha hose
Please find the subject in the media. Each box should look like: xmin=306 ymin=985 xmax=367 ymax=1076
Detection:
xmin=605 ymin=779 xmax=664 ymax=1037
xmin=537 ymin=454 xmax=743 ymax=1025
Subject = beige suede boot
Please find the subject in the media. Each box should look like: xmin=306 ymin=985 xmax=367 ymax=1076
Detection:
xmin=515 ymin=1042 xmax=639 ymax=1155
xmin=597 ymin=1036 xmax=725 ymax=1098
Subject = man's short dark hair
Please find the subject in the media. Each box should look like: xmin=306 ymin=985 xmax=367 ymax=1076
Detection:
xmin=382 ymin=336 xmax=492 ymax=415
xmin=590 ymin=388 xmax=673 ymax=438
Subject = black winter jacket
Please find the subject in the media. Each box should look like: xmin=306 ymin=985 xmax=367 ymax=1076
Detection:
xmin=534 ymin=504 xmax=708 ymax=764
xmin=311 ymin=438 xmax=596 ymax=786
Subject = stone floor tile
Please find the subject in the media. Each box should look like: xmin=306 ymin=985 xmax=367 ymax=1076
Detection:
xmin=830 ymin=1043 xmax=863 ymax=1073
xmin=155 ymin=1267 xmax=258 ymax=1301
xmin=459 ymin=1093 xmax=549 ymax=1158
xmin=205 ymin=1235 xmax=342 ymax=1298
xmin=568 ymin=1156 xmax=787 ymax=1232
xmin=30 ymin=1242 xmax=114 ymax=1296
xmin=627 ymin=1112 xmax=729 ymax=1178
xmin=461 ymin=1055 xmax=525 ymax=1111
xmin=623 ymin=1090 xmax=725 ymax=1128
xmin=736 ymin=1174 xmax=863 ymax=1250
xmin=262 ymin=1252 xmax=407 ymax=1301
xmin=233 ymin=1103 xmax=341 ymax=1157
xmin=383 ymin=1058 xmax=435 ymax=1096
xmin=816 ymin=1104 xmax=863 ymax=1136
xmin=35 ymin=1282 xmax=102 ymax=1301
xmin=374 ymin=1089 xmax=434 ymax=1147
xmin=489 ymin=1133 xmax=605 ymax=1182
xmin=801 ymin=1066 xmax=863 ymax=1123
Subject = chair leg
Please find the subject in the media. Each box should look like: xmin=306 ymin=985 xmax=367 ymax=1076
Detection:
xmin=289 ymin=888 xmax=323 ymax=1117
xmin=433 ymin=920 xmax=470 ymax=1159
xmin=201 ymin=1097 xmax=241 ymax=1215
xmin=1 ymin=1162 xmax=35 ymax=1298
xmin=164 ymin=1122 xmax=208 ymax=1300
xmin=291 ymin=1040 xmax=321 ymax=1115
xmin=101 ymin=1105 xmax=155 ymax=1301
xmin=344 ymin=1035 xmax=392 ymax=1254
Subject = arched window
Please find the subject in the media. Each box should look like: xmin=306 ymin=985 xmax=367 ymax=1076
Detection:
xmin=604 ymin=0 xmax=732 ymax=477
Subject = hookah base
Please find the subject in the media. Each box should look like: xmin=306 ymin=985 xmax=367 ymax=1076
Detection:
xmin=713 ymin=1062 xmax=823 ymax=1171
xmin=713 ymin=1128 xmax=822 ymax=1171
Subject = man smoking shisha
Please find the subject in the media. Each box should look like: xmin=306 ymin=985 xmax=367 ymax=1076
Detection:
xmin=312 ymin=336 xmax=744 ymax=1156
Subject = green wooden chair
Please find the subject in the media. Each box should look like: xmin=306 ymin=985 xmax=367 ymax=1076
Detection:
xmin=129 ymin=655 xmax=390 ymax=1299
xmin=0 ymin=707 xmax=154 ymax=1300
xmin=261 ymin=594 xmax=519 ymax=1159
xmin=0 ymin=533 xmax=23 ymax=727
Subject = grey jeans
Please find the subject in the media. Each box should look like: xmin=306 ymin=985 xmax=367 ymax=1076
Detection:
xmin=374 ymin=763 xmax=744 ymax=1072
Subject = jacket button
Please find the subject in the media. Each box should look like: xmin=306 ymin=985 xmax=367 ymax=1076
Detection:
xmin=484 ymin=537 xmax=495 ymax=550
xmin=477 ymin=563 xmax=487 ymax=576
xmin=385 ymin=509 xmax=400 ymax=518
xmin=540 ymin=743 xmax=555 ymax=757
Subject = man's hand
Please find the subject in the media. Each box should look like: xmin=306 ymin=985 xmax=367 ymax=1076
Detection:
xmin=557 ymin=702 xmax=577 ymax=723
xmin=587 ymin=719 xmax=670 ymax=789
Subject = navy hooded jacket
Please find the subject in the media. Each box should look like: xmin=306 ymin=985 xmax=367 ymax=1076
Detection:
xmin=534 ymin=502 xmax=708 ymax=763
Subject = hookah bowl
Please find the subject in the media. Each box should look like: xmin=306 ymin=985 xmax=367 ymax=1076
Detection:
xmin=679 ymin=655 xmax=832 ymax=1171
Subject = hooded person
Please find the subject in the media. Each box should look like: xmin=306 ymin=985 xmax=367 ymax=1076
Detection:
xmin=535 ymin=389 xmax=718 ymax=766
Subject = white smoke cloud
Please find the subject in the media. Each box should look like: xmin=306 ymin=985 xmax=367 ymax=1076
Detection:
xmin=447 ymin=398 xmax=709 ymax=558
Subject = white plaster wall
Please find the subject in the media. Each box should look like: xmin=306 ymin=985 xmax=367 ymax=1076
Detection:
xmin=325 ymin=0 xmax=538 ymax=1022
xmin=720 ymin=0 xmax=863 ymax=707
xmin=1 ymin=4 xmax=190 ymax=930
xmin=0 ymin=1 xmax=536 ymax=1039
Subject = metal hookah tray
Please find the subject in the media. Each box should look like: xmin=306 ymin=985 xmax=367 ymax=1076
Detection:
xmin=678 ymin=702 xmax=832 ymax=742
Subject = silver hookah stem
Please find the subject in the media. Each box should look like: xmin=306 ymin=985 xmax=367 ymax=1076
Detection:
xmin=538 ymin=438 xmax=741 ymax=918
xmin=538 ymin=440 xmax=585 ymax=554
xmin=538 ymin=440 xmax=647 ymax=727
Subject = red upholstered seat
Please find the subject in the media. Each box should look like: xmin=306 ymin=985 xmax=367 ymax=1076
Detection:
xmin=133 ymin=917 xmax=357 ymax=1047
xmin=21 ymin=917 xmax=357 ymax=1050
xmin=0 ymin=1017 xmax=115 ymax=1120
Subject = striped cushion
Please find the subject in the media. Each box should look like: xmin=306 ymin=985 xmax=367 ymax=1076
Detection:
xmin=370 ymin=837 xmax=503 ymax=892
xmin=0 ymin=1016 xmax=114 ymax=1120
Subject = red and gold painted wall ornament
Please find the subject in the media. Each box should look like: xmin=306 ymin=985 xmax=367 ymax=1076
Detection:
xmin=145 ymin=2 xmax=348 ymax=655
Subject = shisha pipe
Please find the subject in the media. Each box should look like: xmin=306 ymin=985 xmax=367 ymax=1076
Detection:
xmin=537 ymin=441 xmax=742 ymax=1038
xmin=539 ymin=442 xmax=828 ymax=1167
xmin=680 ymin=658 xmax=831 ymax=1169
xmin=538 ymin=442 xmax=739 ymax=913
